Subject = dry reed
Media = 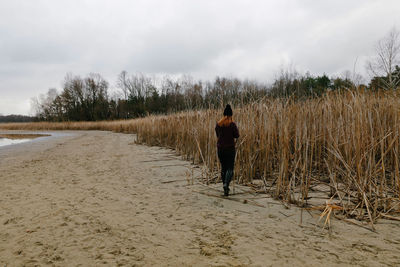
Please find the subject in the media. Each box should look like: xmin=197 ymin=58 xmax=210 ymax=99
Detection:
xmin=2 ymin=90 xmax=400 ymax=223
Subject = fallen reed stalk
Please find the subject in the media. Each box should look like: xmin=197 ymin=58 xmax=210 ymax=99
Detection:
xmin=2 ymin=89 xmax=400 ymax=223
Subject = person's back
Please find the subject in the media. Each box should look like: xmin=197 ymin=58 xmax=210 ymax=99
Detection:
xmin=215 ymin=104 xmax=239 ymax=196
xmin=215 ymin=117 xmax=239 ymax=149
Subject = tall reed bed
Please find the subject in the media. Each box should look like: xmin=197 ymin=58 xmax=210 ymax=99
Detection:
xmin=2 ymin=90 xmax=400 ymax=222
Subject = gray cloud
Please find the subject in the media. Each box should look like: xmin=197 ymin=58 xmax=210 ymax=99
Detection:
xmin=1 ymin=0 xmax=400 ymax=115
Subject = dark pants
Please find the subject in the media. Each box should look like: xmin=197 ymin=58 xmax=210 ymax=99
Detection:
xmin=217 ymin=147 xmax=236 ymax=188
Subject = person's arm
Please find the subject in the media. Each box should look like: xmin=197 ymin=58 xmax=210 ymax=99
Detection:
xmin=233 ymin=123 xmax=239 ymax=139
xmin=215 ymin=123 xmax=220 ymax=138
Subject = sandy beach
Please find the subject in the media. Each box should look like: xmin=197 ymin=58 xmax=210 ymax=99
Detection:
xmin=0 ymin=130 xmax=399 ymax=266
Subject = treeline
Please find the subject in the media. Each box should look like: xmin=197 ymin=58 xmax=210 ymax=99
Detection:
xmin=33 ymin=69 xmax=386 ymax=122
xmin=0 ymin=114 xmax=36 ymax=123
xmin=33 ymin=72 xmax=269 ymax=121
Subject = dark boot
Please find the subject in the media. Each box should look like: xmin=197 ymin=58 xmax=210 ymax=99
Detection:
xmin=223 ymin=185 xmax=229 ymax=196
xmin=223 ymin=169 xmax=233 ymax=196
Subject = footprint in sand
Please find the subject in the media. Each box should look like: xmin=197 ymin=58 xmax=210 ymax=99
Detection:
xmin=211 ymin=199 xmax=224 ymax=208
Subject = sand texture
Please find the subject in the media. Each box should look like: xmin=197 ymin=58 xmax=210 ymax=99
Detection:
xmin=1 ymin=130 xmax=400 ymax=266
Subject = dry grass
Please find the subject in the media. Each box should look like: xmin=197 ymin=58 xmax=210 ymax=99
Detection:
xmin=2 ymin=89 xmax=400 ymax=223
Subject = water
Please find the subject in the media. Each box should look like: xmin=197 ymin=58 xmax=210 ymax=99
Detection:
xmin=0 ymin=137 xmax=32 ymax=147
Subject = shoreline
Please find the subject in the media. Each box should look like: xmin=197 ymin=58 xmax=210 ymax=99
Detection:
xmin=0 ymin=132 xmax=52 ymax=148
xmin=0 ymin=130 xmax=78 ymax=155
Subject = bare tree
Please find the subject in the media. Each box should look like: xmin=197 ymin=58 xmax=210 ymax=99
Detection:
xmin=350 ymin=57 xmax=364 ymax=87
xmin=367 ymin=27 xmax=400 ymax=90
xmin=31 ymin=88 xmax=59 ymax=120
xmin=117 ymin=70 xmax=129 ymax=100
xmin=30 ymin=96 xmax=42 ymax=117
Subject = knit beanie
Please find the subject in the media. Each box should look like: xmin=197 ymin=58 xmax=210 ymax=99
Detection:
xmin=223 ymin=104 xmax=233 ymax=116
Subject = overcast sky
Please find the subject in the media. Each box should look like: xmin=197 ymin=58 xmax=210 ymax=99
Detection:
xmin=1 ymin=0 xmax=400 ymax=115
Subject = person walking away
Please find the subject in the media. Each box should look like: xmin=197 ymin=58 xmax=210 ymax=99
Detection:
xmin=215 ymin=104 xmax=239 ymax=196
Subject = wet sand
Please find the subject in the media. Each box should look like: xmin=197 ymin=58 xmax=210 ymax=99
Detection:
xmin=0 ymin=130 xmax=399 ymax=266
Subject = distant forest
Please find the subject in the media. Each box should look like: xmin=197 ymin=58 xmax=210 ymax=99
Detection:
xmin=0 ymin=114 xmax=36 ymax=123
xmin=31 ymin=66 xmax=398 ymax=122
